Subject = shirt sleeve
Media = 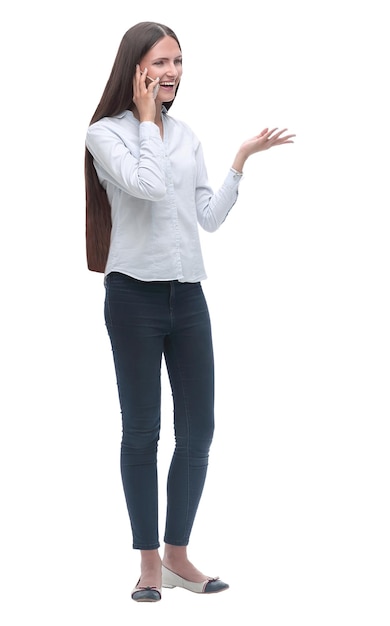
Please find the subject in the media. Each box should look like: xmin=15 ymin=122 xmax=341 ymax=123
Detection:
xmin=86 ymin=120 xmax=167 ymax=200
xmin=194 ymin=141 xmax=243 ymax=232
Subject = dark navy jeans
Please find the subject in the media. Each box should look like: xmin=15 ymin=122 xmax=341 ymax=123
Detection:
xmin=104 ymin=272 xmax=215 ymax=549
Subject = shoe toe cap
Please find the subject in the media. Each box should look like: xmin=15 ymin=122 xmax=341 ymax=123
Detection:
xmin=204 ymin=579 xmax=229 ymax=593
xmin=132 ymin=588 xmax=161 ymax=602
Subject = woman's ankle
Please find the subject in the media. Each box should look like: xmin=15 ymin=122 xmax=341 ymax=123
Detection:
xmin=138 ymin=549 xmax=162 ymax=587
xmin=163 ymin=544 xmax=188 ymax=565
xmin=163 ymin=544 xmax=206 ymax=582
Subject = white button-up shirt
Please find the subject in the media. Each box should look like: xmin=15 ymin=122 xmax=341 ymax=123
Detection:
xmin=86 ymin=109 xmax=242 ymax=282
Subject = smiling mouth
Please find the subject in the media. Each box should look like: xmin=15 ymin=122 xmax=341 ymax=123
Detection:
xmin=159 ymin=82 xmax=175 ymax=88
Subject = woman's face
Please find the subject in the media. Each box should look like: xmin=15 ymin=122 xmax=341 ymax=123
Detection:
xmin=139 ymin=36 xmax=182 ymax=104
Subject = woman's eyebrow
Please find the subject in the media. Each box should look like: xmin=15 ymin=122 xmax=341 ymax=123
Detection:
xmin=151 ymin=55 xmax=182 ymax=61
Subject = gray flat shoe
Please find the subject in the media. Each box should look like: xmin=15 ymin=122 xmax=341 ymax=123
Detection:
xmin=162 ymin=565 xmax=229 ymax=594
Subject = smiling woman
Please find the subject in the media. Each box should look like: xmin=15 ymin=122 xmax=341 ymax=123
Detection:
xmin=133 ymin=35 xmax=183 ymax=133
xmin=84 ymin=20 xmax=294 ymax=605
xmin=140 ymin=37 xmax=183 ymax=103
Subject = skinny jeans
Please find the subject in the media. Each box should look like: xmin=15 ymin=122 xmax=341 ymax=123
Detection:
xmin=104 ymin=272 xmax=215 ymax=550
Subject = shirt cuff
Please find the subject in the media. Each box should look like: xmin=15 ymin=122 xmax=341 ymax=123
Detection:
xmin=228 ymin=167 xmax=243 ymax=182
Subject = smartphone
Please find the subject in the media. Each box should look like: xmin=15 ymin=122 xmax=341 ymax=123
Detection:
xmin=146 ymin=75 xmax=160 ymax=98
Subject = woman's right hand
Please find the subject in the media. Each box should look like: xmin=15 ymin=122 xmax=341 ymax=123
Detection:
xmin=132 ymin=65 xmax=159 ymax=122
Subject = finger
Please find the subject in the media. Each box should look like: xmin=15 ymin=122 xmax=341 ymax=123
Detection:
xmin=271 ymin=136 xmax=296 ymax=146
xmin=274 ymin=132 xmax=296 ymax=143
xmin=137 ymin=67 xmax=148 ymax=87
xmin=267 ymin=129 xmax=295 ymax=145
xmin=267 ymin=128 xmax=287 ymax=141
xmin=266 ymin=127 xmax=278 ymax=139
xmin=281 ymin=134 xmax=296 ymax=142
xmin=133 ymin=65 xmax=141 ymax=93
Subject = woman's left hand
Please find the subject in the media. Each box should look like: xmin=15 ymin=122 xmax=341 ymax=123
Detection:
xmin=240 ymin=127 xmax=295 ymax=156
xmin=232 ymin=127 xmax=295 ymax=172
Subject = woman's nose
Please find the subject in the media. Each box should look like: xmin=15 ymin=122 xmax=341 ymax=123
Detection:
xmin=167 ymin=63 xmax=178 ymax=77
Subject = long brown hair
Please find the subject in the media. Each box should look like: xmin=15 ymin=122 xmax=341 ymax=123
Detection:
xmin=85 ymin=22 xmax=181 ymax=272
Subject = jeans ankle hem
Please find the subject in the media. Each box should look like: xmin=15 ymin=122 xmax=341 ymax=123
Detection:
xmin=163 ymin=538 xmax=189 ymax=547
xmin=133 ymin=542 xmax=160 ymax=550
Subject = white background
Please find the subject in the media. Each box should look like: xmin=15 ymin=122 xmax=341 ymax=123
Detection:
xmin=1 ymin=1 xmax=389 ymax=624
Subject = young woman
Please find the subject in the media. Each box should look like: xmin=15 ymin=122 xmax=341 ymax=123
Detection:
xmin=85 ymin=21 xmax=294 ymax=602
